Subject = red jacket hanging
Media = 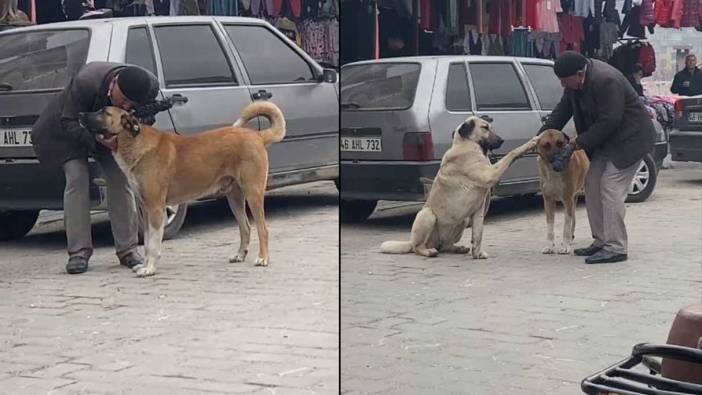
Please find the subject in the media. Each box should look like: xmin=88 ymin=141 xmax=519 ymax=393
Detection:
xmin=638 ymin=43 xmax=656 ymax=77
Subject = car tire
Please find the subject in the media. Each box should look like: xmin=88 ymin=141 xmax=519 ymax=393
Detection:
xmin=626 ymin=154 xmax=657 ymax=203
xmin=0 ymin=210 xmax=40 ymax=240
xmin=138 ymin=203 xmax=188 ymax=243
xmin=340 ymin=199 xmax=377 ymax=223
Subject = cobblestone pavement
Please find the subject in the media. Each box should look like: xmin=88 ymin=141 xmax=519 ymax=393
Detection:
xmin=0 ymin=182 xmax=339 ymax=395
xmin=341 ymin=163 xmax=702 ymax=395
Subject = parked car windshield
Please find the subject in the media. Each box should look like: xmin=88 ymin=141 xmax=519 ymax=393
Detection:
xmin=0 ymin=29 xmax=90 ymax=94
xmin=340 ymin=62 xmax=420 ymax=110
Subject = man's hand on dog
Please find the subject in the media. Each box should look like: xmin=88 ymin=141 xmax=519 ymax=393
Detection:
xmin=568 ymin=138 xmax=581 ymax=151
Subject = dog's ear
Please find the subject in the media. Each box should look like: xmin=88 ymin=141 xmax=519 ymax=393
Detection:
xmin=121 ymin=113 xmax=141 ymax=136
xmin=457 ymin=119 xmax=475 ymax=139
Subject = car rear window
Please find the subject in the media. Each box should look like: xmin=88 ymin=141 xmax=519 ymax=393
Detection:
xmin=0 ymin=29 xmax=90 ymax=94
xmin=341 ymin=63 xmax=420 ymax=110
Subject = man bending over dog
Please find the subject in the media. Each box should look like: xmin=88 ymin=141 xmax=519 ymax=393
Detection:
xmin=31 ymin=63 xmax=159 ymax=274
xmin=380 ymin=116 xmax=539 ymax=259
xmin=538 ymin=51 xmax=655 ymax=264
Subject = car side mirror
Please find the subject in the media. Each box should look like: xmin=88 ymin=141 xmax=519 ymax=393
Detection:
xmin=319 ymin=68 xmax=337 ymax=83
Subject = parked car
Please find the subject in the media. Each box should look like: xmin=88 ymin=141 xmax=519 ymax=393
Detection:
xmin=669 ymin=95 xmax=702 ymax=163
xmin=340 ymin=56 xmax=668 ymax=222
xmin=0 ymin=16 xmax=339 ymax=240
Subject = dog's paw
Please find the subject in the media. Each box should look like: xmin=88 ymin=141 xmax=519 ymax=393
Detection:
xmin=542 ymin=245 xmax=556 ymax=254
xmin=427 ymin=248 xmax=439 ymax=257
xmin=558 ymin=244 xmax=573 ymax=255
xmin=229 ymin=252 xmax=247 ymax=263
xmin=254 ymin=257 xmax=269 ymax=267
xmin=131 ymin=263 xmax=145 ymax=273
xmin=472 ymin=250 xmax=488 ymax=259
xmin=135 ymin=266 xmax=156 ymax=277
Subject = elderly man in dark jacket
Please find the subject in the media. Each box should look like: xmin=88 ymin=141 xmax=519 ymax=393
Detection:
xmin=539 ymin=51 xmax=655 ymax=264
xmin=31 ymin=62 xmax=159 ymax=274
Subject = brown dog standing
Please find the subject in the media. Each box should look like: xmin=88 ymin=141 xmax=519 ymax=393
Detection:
xmin=79 ymin=101 xmax=285 ymax=277
xmin=537 ymin=129 xmax=589 ymax=254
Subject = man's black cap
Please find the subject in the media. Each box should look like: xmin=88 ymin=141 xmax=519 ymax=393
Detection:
xmin=553 ymin=51 xmax=588 ymax=78
xmin=116 ymin=66 xmax=154 ymax=105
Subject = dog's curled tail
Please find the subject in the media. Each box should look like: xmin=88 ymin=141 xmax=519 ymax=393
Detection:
xmin=379 ymin=240 xmax=413 ymax=254
xmin=233 ymin=101 xmax=286 ymax=146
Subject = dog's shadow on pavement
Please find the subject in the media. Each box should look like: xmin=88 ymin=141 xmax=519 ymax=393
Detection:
xmin=363 ymin=194 xmax=586 ymax=230
xmin=5 ymin=188 xmax=338 ymax=249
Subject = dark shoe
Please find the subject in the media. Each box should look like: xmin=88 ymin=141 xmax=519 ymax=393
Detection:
xmin=574 ymin=244 xmax=603 ymax=256
xmin=585 ymin=250 xmax=628 ymax=264
xmin=119 ymin=251 xmax=144 ymax=269
xmin=66 ymin=255 xmax=89 ymax=274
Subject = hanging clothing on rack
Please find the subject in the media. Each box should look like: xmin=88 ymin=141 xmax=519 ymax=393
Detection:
xmin=573 ymin=0 xmax=595 ymax=18
xmin=638 ymin=42 xmax=655 ymax=77
xmin=639 ymin=0 xmax=655 ymax=25
xmin=251 ymin=0 xmax=274 ymax=17
xmin=620 ymin=5 xmax=645 ymax=38
xmin=655 ymin=0 xmax=683 ymax=28
xmin=525 ymin=0 xmax=539 ymax=29
xmin=558 ymin=13 xmax=584 ymax=53
xmin=463 ymin=28 xmax=482 ymax=55
xmin=535 ymin=0 xmax=561 ymax=33
xmin=510 ymin=28 xmax=534 ymax=57
xmin=599 ymin=21 xmax=618 ymax=59
xmin=681 ymin=0 xmax=700 ymax=27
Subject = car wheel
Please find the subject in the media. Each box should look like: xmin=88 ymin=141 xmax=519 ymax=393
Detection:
xmin=0 ymin=210 xmax=40 ymax=241
xmin=626 ymin=154 xmax=657 ymax=203
xmin=340 ymin=199 xmax=377 ymax=223
xmin=138 ymin=203 xmax=188 ymax=243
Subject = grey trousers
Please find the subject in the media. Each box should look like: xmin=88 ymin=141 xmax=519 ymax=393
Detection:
xmin=62 ymin=153 xmax=139 ymax=259
xmin=584 ymin=153 xmax=641 ymax=255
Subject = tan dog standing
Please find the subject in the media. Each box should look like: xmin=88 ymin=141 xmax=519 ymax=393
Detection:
xmin=536 ymin=129 xmax=589 ymax=254
xmin=79 ymin=101 xmax=285 ymax=277
xmin=380 ymin=116 xmax=539 ymax=259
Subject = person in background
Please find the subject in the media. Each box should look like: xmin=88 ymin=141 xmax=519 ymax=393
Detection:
xmin=670 ymin=54 xmax=702 ymax=96
xmin=629 ymin=63 xmax=645 ymax=96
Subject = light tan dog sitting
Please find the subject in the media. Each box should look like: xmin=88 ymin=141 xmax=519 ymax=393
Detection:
xmin=79 ymin=101 xmax=285 ymax=277
xmin=536 ymin=129 xmax=589 ymax=255
xmin=380 ymin=116 xmax=539 ymax=259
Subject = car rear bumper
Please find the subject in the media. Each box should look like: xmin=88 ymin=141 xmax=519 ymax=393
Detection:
xmin=340 ymin=160 xmax=440 ymax=201
xmin=0 ymin=158 xmax=102 ymax=210
xmin=669 ymin=131 xmax=702 ymax=163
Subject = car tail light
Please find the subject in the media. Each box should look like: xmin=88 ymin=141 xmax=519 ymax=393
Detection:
xmin=403 ymin=132 xmax=434 ymax=161
xmin=674 ymin=99 xmax=684 ymax=119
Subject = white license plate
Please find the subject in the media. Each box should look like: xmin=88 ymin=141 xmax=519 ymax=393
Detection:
xmin=1 ymin=129 xmax=32 ymax=147
xmin=688 ymin=112 xmax=702 ymax=123
xmin=340 ymin=137 xmax=382 ymax=152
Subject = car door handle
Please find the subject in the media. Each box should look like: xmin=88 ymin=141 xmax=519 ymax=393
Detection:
xmin=251 ymin=90 xmax=273 ymax=100
xmin=170 ymin=94 xmax=189 ymax=105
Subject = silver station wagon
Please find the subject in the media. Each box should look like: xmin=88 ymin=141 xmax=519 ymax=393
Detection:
xmin=0 ymin=16 xmax=339 ymax=240
xmin=340 ymin=56 xmax=668 ymax=222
